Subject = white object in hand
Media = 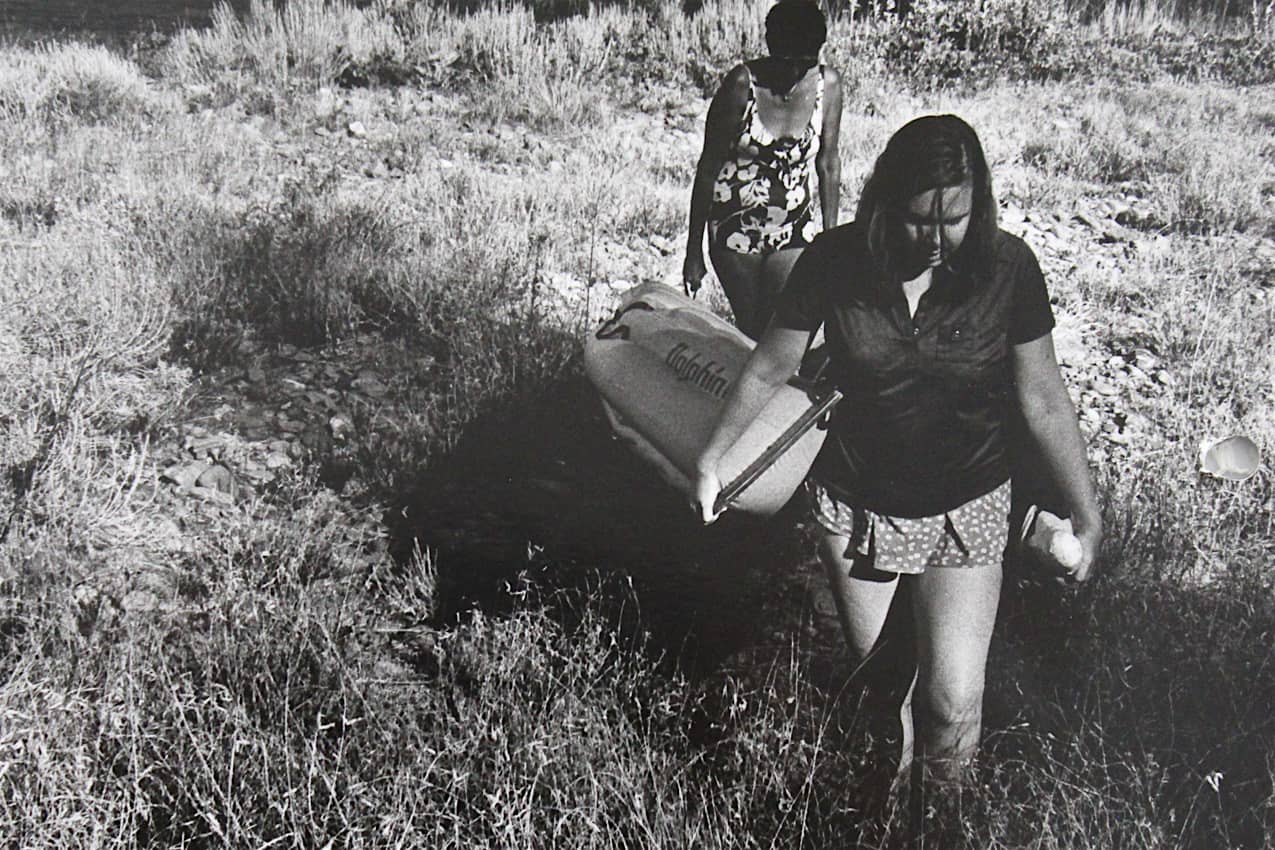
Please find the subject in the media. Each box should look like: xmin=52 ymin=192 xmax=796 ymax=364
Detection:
xmin=1026 ymin=510 xmax=1082 ymax=573
xmin=1048 ymin=531 xmax=1083 ymax=571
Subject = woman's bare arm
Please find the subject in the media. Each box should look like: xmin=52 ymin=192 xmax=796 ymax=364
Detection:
xmin=815 ymin=66 xmax=842 ymax=229
xmin=694 ymin=325 xmax=810 ymax=522
xmin=684 ymin=65 xmax=749 ymax=293
xmin=1012 ymin=333 xmax=1103 ymax=581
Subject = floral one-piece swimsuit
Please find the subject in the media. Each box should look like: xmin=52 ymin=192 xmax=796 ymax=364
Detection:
xmin=709 ymin=65 xmax=824 ymax=256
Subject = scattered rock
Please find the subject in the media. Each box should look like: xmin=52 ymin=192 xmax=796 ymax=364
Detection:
xmin=351 ymin=373 xmax=389 ymax=398
xmin=329 ymin=415 xmax=354 ymax=440
xmin=196 ymin=464 xmax=235 ymax=496
xmin=348 ymin=121 xmax=368 ymax=139
xmin=185 ymin=434 xmax=230 ymax=459
xmin=1092 ymin=378 xmax=1121 ymax=396
xmin=265 ymin=452 xmax=293 ymax=470
xmin=1132 ymin=349 xmax=1160 ymax=371
xmin=189 ymin=484 xmax=235 ymax=507
xmin=161 ymin=461 xmax=210 ymax=490
xmin=649 ymin=234 xmax=676 ymax=256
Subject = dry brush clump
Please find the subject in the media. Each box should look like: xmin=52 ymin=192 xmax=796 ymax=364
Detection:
xmin=163 ymin=0 xmax=402 ymax=101
xmin=0 ymin=217 xmax=187 ymax=560
xmin=0 ymin=41 xmax=174 ymax=126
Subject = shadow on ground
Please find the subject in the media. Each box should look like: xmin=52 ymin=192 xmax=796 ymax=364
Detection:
xmin=384 ymin=367 xmax=815 ymax=675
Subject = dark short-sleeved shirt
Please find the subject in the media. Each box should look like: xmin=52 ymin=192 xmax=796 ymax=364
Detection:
xmin=773 ymin=222 xmax=1055 ymax=518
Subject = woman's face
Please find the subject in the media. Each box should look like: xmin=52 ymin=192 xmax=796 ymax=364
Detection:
xmin=897 ymin=181 xmax=974 ymax=270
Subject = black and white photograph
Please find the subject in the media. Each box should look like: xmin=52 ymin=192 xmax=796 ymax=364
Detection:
xmin=0 ymin=0 xmax=1271 ymax=845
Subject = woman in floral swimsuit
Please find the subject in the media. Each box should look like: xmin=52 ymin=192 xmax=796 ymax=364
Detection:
xmin=683 ymin=0 xmax=843 ymax=339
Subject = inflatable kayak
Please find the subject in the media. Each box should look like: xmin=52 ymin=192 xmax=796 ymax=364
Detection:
xmin=583 ymin=282 xmax=840 ymax=516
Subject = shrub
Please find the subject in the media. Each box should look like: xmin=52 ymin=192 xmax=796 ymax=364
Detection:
xmin=163 ymin=0 xmax=403 ymax=94
xmin=875 ymin=0 xmax=1068 ymax=87
xmin=0 ymin=43 xmax=166 ymax=124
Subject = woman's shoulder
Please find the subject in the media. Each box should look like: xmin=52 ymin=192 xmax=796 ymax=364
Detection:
xmin=822 ymin=218 xmax=867 ymax=243
xmin=806 ymin=220 xmax=868 ymax=262
xmin=717 ymin=63 xmax=753 ymax=102
xmin=992 ymin=227 xmax=1041 ymax=266
xmin=723 ymin=62 xmax=754 ymax=88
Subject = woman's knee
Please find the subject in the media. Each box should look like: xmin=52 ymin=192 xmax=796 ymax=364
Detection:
xmin=916 ymin=670 xmax=985 ymax=730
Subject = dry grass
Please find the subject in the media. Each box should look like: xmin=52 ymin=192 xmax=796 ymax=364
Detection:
xmin=1 ymin=1 xmax=1273 ymax=847
xmin=0 ymin=41 xmax=172 ymax=124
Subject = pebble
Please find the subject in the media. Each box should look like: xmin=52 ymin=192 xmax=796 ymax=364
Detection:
xmin=196 ymin=464 xmax=235 ymax=495
xmin=161 ymin=461 xmax=209 ymax=490
xmin=189 ymin=484 xmax=235 ymax=507
xmin=351 ymin=375 xmax=389 ymax=398
xmin=329 ymin=415 xmax=354 ymax=440
xmin=649 ymin=234 xmax=675 ymax=255
xmin=185 ymin=434 xmax=229 ymax=457
xmin=265 ymin=452 xmax=293 ymax=470
xmin=1132 ymin=349 xmax=1160 ymax=370
xmin=348 ymin=121 xmax=367 ymax=139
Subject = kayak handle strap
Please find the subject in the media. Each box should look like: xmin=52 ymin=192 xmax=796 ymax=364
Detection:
xmin=595 ymin=301 xmax=654 ymax=341
xmin=713 ymin=386 xmax=843 ymax=515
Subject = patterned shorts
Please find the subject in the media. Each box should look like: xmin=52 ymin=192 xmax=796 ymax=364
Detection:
xmin=809 ymin=480 xmax=1012 ymax=575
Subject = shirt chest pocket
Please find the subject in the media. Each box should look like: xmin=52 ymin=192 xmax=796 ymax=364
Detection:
xmin=936 ymin=322 xmax=1005 ymax=373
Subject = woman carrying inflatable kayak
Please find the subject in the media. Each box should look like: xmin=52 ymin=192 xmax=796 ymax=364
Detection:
xmin=692 ymin=114 xmax=1102 ymax=790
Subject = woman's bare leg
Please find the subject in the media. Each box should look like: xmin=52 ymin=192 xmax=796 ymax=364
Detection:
xmin=909 ymin=562 xmax=1002 ymax=783
xmin=710 ymin=245 xmax=807 ymax=339
xmin=818 ymin=534 xmax=914 ymax=788
xmin=817 ymin=534 xmax=899 ymax=660
xmin=708 ymin=246 xmax=766 ymax=339
xmin=757 ymin=246 xmax=805 ymax=332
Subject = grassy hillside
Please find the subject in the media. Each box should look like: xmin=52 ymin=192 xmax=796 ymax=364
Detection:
xmin=1 ymin=0 xmax=1273 ymax=846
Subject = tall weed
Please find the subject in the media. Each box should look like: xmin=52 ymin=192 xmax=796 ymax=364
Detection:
xmin=0 ymin=215 xmax=183 ymax=552
xmin=163 ymin=0 xmax=401 ymax=96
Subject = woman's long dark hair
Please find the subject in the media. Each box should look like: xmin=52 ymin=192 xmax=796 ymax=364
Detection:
xmin=857 ymin=114 xmax=999 ymax=288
